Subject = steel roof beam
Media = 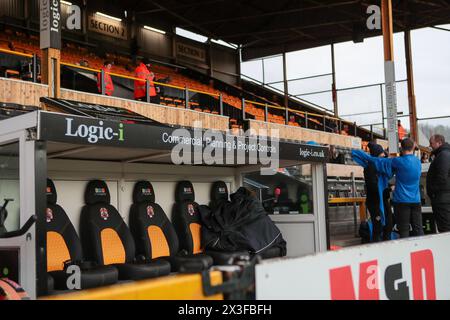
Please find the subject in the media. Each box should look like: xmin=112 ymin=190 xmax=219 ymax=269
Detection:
xmin=180 ymin=1 xmax=360 ymax=28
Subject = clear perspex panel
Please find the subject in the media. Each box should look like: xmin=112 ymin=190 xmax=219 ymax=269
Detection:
xmin=243 ymin=164 xmax=314 ymax=215
xmin=0 ymin=141 xmax=20 ymax=233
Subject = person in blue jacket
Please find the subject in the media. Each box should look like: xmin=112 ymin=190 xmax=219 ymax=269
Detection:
xmin=357 ymin=142 xmax=393 ymax=241
xmin=353 ymin=138 xmax=423 ymax=238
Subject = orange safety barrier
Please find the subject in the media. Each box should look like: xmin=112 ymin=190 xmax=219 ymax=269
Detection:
xmin=328 ymin=197 xmax=367 ymax=222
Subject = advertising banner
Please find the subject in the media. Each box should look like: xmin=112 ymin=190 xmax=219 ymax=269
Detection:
xmin=38 ymin=111 xmax=328 ymax=164
xmin=256 ymin=233 xmax=450 ymax=300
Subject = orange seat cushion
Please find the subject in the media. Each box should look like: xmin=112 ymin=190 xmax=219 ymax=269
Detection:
xmin=101 ymin=228 xmax=126 ymax=265
xmin=147 ymin=225 xmax=170 ymax=259
xmin=189 ymin=223 xmax=202 ymax=254
xmin=47 ymin=231 xmax=71 ymax=272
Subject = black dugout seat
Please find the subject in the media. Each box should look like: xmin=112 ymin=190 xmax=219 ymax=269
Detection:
xmin=209 ymin=181 xmax=230 ymax=210
xmin=172 ymin=181 xmax=204 ymax=255
xmin=173 ymin=181 xmax=249 ymax=265
xmin=80 ymin=180 xmax=170 ymax=280
xmin=129 ymin=181 xmax=213 ymax=272
xmin=210 ymin=181 xmax=283 ymax=260
xmin=45 ymin=179 xmax=118 ymax=290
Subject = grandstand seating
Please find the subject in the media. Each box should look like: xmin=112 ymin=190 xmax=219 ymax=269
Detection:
xmin=0 ymin=27 xmax=363 ymax=136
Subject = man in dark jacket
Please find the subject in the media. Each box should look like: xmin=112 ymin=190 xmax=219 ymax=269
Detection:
xmin=427 ymin=134 xmax=450 ymax=233
xmin=364 ymin=143 xmax=393 ymax=241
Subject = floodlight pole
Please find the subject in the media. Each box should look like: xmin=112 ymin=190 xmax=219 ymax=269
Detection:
xmin=382 ymin=0 xmax=399 ymax=155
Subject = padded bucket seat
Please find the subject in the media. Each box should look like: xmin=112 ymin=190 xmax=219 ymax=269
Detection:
xmin=173 ymin=180 xmax=249 ymax=265
xmin=209 ymin=181 xmax=230 ymax=210
xmin=80 ymin=180 xmax=170 ymax=280
xmin=46 ymin=179 xmax=118 ymax=290
xmin=172 ymin=181 xmax=204 ymax=255
xmin=129 ymin=181 xmax=213 ymax=272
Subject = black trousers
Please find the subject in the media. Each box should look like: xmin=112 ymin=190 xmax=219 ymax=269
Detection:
xmin=150 ymin=94 xmax=160 ymax=104
xmin=394 ymin=203 xmax=424 ymax=238
xmin=135 ymin=95 xmax=160 ymax=104
xmin=431 ymin=201 xmax=450 ymax=233
xmin=367 ymin=199 xmax=393 ymax=242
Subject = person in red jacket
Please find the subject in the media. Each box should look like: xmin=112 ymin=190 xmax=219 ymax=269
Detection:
xmin=134 ymin=59 xmax=159 ymax=104
xmin=398 ymin=120 xmax=407 ymax=140
xmin=96 ymin=61 xmax=114 ymax=96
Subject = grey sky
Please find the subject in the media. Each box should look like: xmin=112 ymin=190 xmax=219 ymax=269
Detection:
xmin=241 ymin=26 xmax=450 ymax=131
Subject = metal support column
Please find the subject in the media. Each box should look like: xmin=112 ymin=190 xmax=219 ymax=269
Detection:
xmin=32 ymin=54 xmax=38 ymax=83
xmin=242 ymin=98 xmax=246 ymax=120
xmin=405 ymin=30 xmax=419 ymax=143
xmin=236 ymin=46 xmax=242 ymax=87
xmin=101 ymin=69 xmax=106 ymax=95
xmin=262 ymin=58 xmax=265 ymax=85
xmin=282 ymin=52 xmax=289 ymax=125
xmin=24 ymin=0 xmax=31 ymax=29
xmin=264 ymin=103 xmax=268 ymax=122
xmin=146 ymin=80 xmax=151 ymax=103
xmin=351 ymin=172 xmax=358 ymax=237
xmin=331 ymin=43 xmax=339 ymax=117
xmin=185 ymin=87 xmax=189 ymax=109
xmin=208 ymin=42 xmax=214 ymax=78
xmin=219 ymin=94 xmax=223 ymax=115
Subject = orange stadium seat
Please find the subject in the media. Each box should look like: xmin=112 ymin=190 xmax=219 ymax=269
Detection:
xmin=0 ymin=29 xmax=345 ymax=134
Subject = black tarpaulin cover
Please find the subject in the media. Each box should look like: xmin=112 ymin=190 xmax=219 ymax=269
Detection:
xmin=199 ymin=187 xmax=286 ymax=255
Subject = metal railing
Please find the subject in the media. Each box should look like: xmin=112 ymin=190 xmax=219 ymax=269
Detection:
xmin=241 ymin=73 xmax=333 ymax=114
xmin=241 ymin=97 xmax=361 ymax=136
xmin=358 ymin=114 xmax=450 ymax=143
xmin=0 ymin=48 xmax=38 ymax=82
xmin=0 ymin=47 xmax=359 ymax=135
xmin=60 ymin=62 xmax=224 ymax=115
xmin=335 ymin=81 xmax=410 ymax=138
xmin=0 ymin=47 xmax=407 ymax=140
xmin=0 ymin=48 xmax=224 ymax=114
xmin=417 ymin=115 xmax=450 ymax=143
xmin=60 ymin=61 xmax=361 ymax=133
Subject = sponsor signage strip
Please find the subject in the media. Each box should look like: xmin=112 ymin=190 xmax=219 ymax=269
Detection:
xmin=88 ymin=15 xmax=127 ymax=40
xmin=255 ymin=233 xmax=450 ymax=300
xmin=38 ymin=112 xmax=328 ymax=163
xmin=40 ymin=0 xmax=62 ymax=49
xmin=384 ymin=61 xmax=399 ymax=153
xmin=176 ymin=42 xmax=206 ymax=63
